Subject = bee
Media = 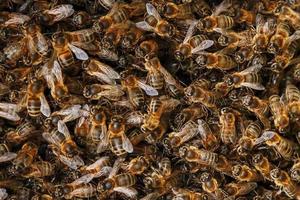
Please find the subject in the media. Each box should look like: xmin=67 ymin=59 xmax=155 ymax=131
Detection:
xmin=0 ymin=188 xmax=7 ymax=200
xmin=83 ymin=84 xmax=124 ymax=101
xmin=291 ymin=159 xmax=300 ymax=182
xmin=252 ymin=153 xmax=275 ymax=181
xmin=5 ymin=122 xmax=37 ymax=144
xmin=174 ymin=21 xmax=214 ymax=62
xmin=120 ymin=24 xmax=144 ymax=49
xmin=135 ymin=39 xmax=159 ymax=59
xmin=279 ymin=6 xmax=300 ymax=30
xmin=136 ymin=3 xmax=178 ymax=38
xmin=93 ymin=1 xmax=145 ymax=33
xmin=55 ymin=182 xmax=96 ymax=200
xmin=0 ymin=12 xmax=30 ymax=28
xmin=18 ymin=78 xmax=50 ymax=118
xmin=255 ymin=131 xmax=297 ymax=160
xmin=269 ymin=95 xmax=290 ymax=132
xmin=5 ymin=67 xmax=31 ymax=86
xmin=0 ymin=102 xmax=21 ymax=122
xmin=160 ymin=2 xmax=193 ymax=19
xmin=199 ymin=172 xmax=220 ymax=194
xmin=12 ymin=142 xmax=37 ymax=172
xmin=219 ymin=107 xmax=240 ymax=145
xmin=126 ymin=156 xmax=150 ymax=175
xmin=241 ymin=95 xmax=270 ymax=129
xmin=234 ymin=46 xmax=254 ymax=63
xmin=23 ymin=161 xmax=54 ymax=178
xmin=179 ymin=146 xmax=218 ymax=167
xmin=223 ymin=182 xmax=257 ymax=198
xmin=142 ymin=96 xmax=180 ymax=132
xmin=52 ymin=146 xmax=84 ymax=170
xmin=197 ymin=119 xmax=219 ymax=151
xmin=232 ymin=164 xmax=263 ymax=182
xmin=234 ymin=8 xmax=256 ymax=25
xmin=252 ymin=14 xmax=276 ymax=53
xmin=97 ymin=115 xmax=133 ymax=156
xmin=144 ymin=56 xmax=166 ymax=91
xmin=292 ymin=63 xmax=300 ymax=82
xmin=172 ymin=188 xmax=211 ymax=200
xmin=223 ymin=64 xmax=265 ymax=90
xmin=121 ymin=74 xmax=158 ymax=109
xmin=0 ymin=143 xmax=17 ymax=163
xmin=0 ymin=39 xmax=27 ymax=66
xmin=38 ymin=4 xmax=74 ymax=25
xmin=270 ymin=168 xmax=300 ymax=199
xmin=97 ymin=158 xmax=137 ymax=199
xmin=71 ymin=11 xmax=92 ymax=29
xmin=267 ymin=22 xmax=291 ymax=54
xmin=195 ymin=52 xmax=237 ymax=70
xmin=285 ymin=80 xmax=300 ymax=119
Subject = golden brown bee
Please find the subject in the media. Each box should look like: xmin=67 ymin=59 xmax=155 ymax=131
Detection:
xmin=126 ymin=156 xmax=150 ymax=175
xmin=135 ymin=39 xmax=159 ymax=59
xmin=5 ymin=67 xmax=31 ymax=86
xmin=223 ymin=64 xmax=265 ymax=90
xmin=223 ymin=182 xmax=257 ymax=198
xmin=199 ymin=172 xmax=220 ymax=194
xmin=0 ymin=12 xmax=30 ymax=28
xmin=83 ymin=84 xmax=124 ymax=101
xmin=12 ymin=142 xmax=37 ymax=171
xmin=232 ymin=164 xmax=263 ymax=182
xmin=234 ymin=46 xmax=254 ymax=63
xmin=267 ymin=22 xmax=291 ymax=54
xmin=252 ymin=153 xmax=275 ymax=181
xmin=102 ymin=21 xmax=131 ymax=49
xmin=93 ymin=1 xmax=145 ymax=33
xmin=269 ymin=95 xmax=290 ymax=132
xmin=219 ymin=107 xmax=240 ymax=145
xmin=18 ymin=78 xmax=50 ymax=118
xmin=291 ymin=159 xmax=300 ymax=182
xmin=136 ymin=3 xmax=178 ymax=38
xmin=197 ymin=119 xmax=219 ymax=151
xmin=179 ymin=146 xmax=218 ymax=166
xmin=55 ymin=182 xmax=96 ymax=200
xmin=285 ymin=80 xmax=300 ymax=119
xmin=0 ymin=143 xmax=17 ymax=163
xmin=234 ymin=8 xmax=256 ymax=25
xmin=172 ymin=188 xmax=211 ymax=200
xmin=1 ymin=39 xmax=27 ymax=66
xmin=144 ymin=58 xmax=166 ymax=91
xmin=196 ymin=14 xmax=235 ymax=32
xmin=121 ymin=74 xmax=158 ymax=109
xmin=161 ymin=2 xmax=193 ymax=19
xmin=120 ymin=24 xmax=145 ymax=49
xmin=255 ymin=131 xmax=297 ymax=160
xmin=6 ymin=122 xmax=37 ymax=144
xmin=38 ymin=4 xmax=74 ymax=25
xmin=71 ymin=11 xmax=92 ymax=29
xmin=270 ymin=168 xmax=300 ymax=199
xmin=252 ymin=14 xmax=276 ymax=53
xmin=195 ymin=52 xmax=237 ymax=70
xmin=23 ymin=161 xmax=54 ymax=178
xmin=241 ymin=95 xmax=270 ymax=129
xmin=174 ymin=22 xmax=214 ymax=62
xmin=279 ymin=6 xmax=300 ymax=30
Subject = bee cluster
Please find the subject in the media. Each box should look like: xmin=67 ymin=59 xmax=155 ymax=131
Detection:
xmin=2 ymin=0 xmax=300 ymax=199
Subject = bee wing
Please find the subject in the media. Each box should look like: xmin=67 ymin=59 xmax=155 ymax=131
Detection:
xmin=183 ymin=21 xmax=197 ymax=44
xmin=122 ymin=135 xmax=134 ymax=153
xmin=288 ymin=30 xmax=300 ymax=42
xmin=68 ymin=44 xmax=89 ymax=60
xmin=0 ymin=152 xmax=17 ymax=162
xmin=40 ymin=94 xmax=51 ymax=117
xmin=47 ymin=4 xmax=74 ymax=22
xmin=0 ymin=111 xmax=20 ymax=121
xmin=109 ymin=157 xmax=125 ymax=178
xmin=240 ymin=64 xmax=263 ymax=74
xmin=94 ymin=60 xmax=120 ymax=79
xmin=57 ymin=120 xmax=71 ymax=137
xmin=96 ymin=132 xmax=109 ymax=153
xmin=36 ymin=32 xmax=49 ymax=55
xmin=254 ymin=131 xmax=276 ymax=145
xmin=240 ymin=82 xmax=265 ymax=90
xmin=212 ymin=0 xmax=232 ymax=16
xmin=86 ymin=156 xmax=110 ymax=171
xmin=54 ymin=105 xmax=81 ymax=116
xmin=91 ymin=72 xmax=116 ymax=85
xmin=72 ymin=173 xmax=95 ymax=185
xmin=5 ymin=14 xmax=30 ymax=26
xmin=197 ymin=119 xmax=208 ymax=139
xmin=42 ymin=132 xmax=55 ymax=144
xmin=137 ymin=81 xmax=158 ymax=96
xmin=77 ymin=116 xmax=86 ymax=128
xmin=146 ymin=3 xmax=161 ymax=20
xmin=113 ymin=187 xmax=137 ymax=198
xmin=59 ymin=154 xmax=84 ymax=170
xmin=52 ymin=60 xmax=64 ymax=82
xmin=136 ymin=21 xmax=154 ymax=32
xmin=192 ymin=40 xmax=214 ymax=54
xmin=0 ymin=188 xmax=8 ymax=200
xmin=141 ymin=192 xmax=160 ymax=200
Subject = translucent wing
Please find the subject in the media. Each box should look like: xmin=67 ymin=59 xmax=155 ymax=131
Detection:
xmin=0 ymin=188 xmax=8 ymax=200
xmin=5 ymin=14 xmax=30 ymax=26
xmin=94 ymin=60 xmax=120 ymax=79
xmin=122 ymin=136 xmax=134 ymax=153
xmin=96 ymin=132 xmax=109 ymax=153
xmin=42 ymin=132 xmax=54 ymax=144
xmin=288 ymin=30 xmax=300 ymax=42
xmin=183 ymin=21 xmax=198 ymax=44
xmin=109 ymin=157 xmax=125 ymax=178
xmin=114 ymin=187 xmax=137 ymax=198
xmin=146 ymin=3 xmax=161 ymax=20
xmin=254 ymin=131 xmax=276 ymax=145
xmin=91 ymin=72 xmax=116 ymax=85
xmin=77 ymin=117 xmax=86 ymax=128
xmin=137 ymin=81 xmax=158 ymax=96
xmin=71 ymin=173 xmax=95 ymax=185
xmin=197 ymin=119 xmax=209 ymax=139
xmin=0 ymin=111 xmax=20 ymax=121
xmin=240 ymin=64 xmax=263 ymax=74
xmin=47 ymin=4 xmax=74 ymax=22
xmin=40 ymin=95 xmax=51 ymax=117
xmin=136 ymin=21 xmax=154 ymax=32
xmin=68 ymin=44 xmax=89 ymax=60
xmin=58 ymin=120 xmax=71 ymax=136
xmin=59 ymin=154 xmax=84 ymax=170
xmin=54 ymin=105 xmax=81 ymax=116
xmin=240 ymin=82 xmax=265 ymax=90
xmin=0 ymin=152 xmax=17 ymax=162
xmin=192 ymin=40 xmax=214 ymax=54
xmin=36 ymin=32 xmax=49 ymax=56
xmin=66 ymin=186 xmax=94 ymax=199
xmin=86 ymin=156 xmax=110 ymax=170
xmin=52 ymin=60 xmax=64 ymax=82
xmin=213 ymin=0 xmax=232 ymax=16
xmin=141 ymin=192 xmax=160 ymax=200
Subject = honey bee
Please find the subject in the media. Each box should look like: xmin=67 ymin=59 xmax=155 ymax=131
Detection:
xmin=121 ymin=74 xmax=158 ymax=109
xmin=219 ymin=107 xmax=240 ymax=145
xmin=97 ymin=115 xmax=133 ymax=156
xmin=23 ymin=161 xmax=54 ymax=178
xmin=0 ymin=188 xmax=7 ymax=200
xmin=102 ymin=21 xmax=131 ymax=49
xmin=0 ymin=102 xmax=21 ymax=121
xmin=126 ymin=156 xmax=150 ymax=175
xmin=195 ymin=52 xmax=237 ymax=70
xmin=172 ymin=188 xmax=211 ymax=200
xmin=0 ymin=143 xmax=17 ymax=163
xmin=83 ymin=84 xmax=124 ymax=101
xmin=232 ymin=164 xmax=263 ymax=182
xmin=279 ymin=6 xmax=300 ymax=30
xmin=291 ymin=159 xmax=300 ymax=182
xmin=285 ymin=80 xmax=300 ymax=119
xmin=223 ymin=182 xmax=257 ymax=198
xmin=136 ymin=3 xmax=178 ymax=38
xmin=223 ymin=64 xmax=265 ymax=90
xmin=252 ymin=14 xmax=276 ymax=53
xmin=197 ymin=119 xmax=219 ymax=151
xmin=135 ymin=39 xmax=159 ymax=59
xmin=292 ymin=63 xmax=300 ymax=82
xmin=83 ymin=58 xmax=120 ymax=85
xmin=120 ymin=24 xmax=145 ymax=49
xmin=234 ymin=8 xmax=256 ymax=25
xmin=39 ymin=4 xmax=75 ymax=25
xmin=234 ymin=46 xmax=254 ymax=63
xmin=5 ymin=122 xmax=37 ymax=144
xmin=55 ymin=182 xmax=96 ymax=200
xmin=18 ymin=78 xmax=50 ymax=118
xmin=179 ymin=146 xmax=218 ymax=166
xmin=97 ymin=158 xmax=137 ymax=199
xmin=267 ymin=22 xmax=291 ymax=54
xmin=5 ymin=67 xmax=31 ymax=86
xmin=160 ymin=2 xmax=193 ymax=19
xmin=241 ymin=95 xmax=270 ymax=129
xmin=93 ymin=1 xmax=145 ymax=33
xmin=12 ymin=142 xmax=37 ymax=172
xmin=199 ymin=172 xmax=220 ymax=194
xmin=269 ymin=95 xmax=290 ymax=132
xmin=0 ymin=39 xmax=27 ymax=66
xmin=144 ymin=57 xmax=165 ymax=91
xmin=174 ymin=21 xmax=214 ymax=62
xmin=71 ymin=11 xmax=92 ymax=29
xmin=255 ymin=131 xmax=297 ymax=160
xmin=270 ymin=168 xmax=300 ymax=199
xmin=252 ymin=153 xmax=275 ymax=181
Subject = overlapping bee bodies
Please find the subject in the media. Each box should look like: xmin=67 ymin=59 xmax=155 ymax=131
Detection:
xmin=1 ymin=0 xmax=300 ymax=199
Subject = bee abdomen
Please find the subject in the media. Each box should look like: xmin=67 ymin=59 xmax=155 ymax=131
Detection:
xmin=27 ymin=98 xmax=41 ymax=117
xmin=217 ymin=15 xmax=234 ymax=29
